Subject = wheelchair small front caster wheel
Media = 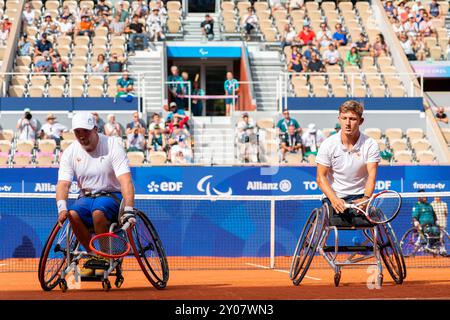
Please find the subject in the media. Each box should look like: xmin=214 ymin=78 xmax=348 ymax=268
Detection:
xmin=334 ymin=271 xmax=341 ymax=287
xmin=59 ymin=279 xmax=68 ymax=292
xmin=377 ymin=274 xmax=383 ymax=287
xmin=115 ymin=275 xmax=124 ymax=288
xmin=102 ymin=279 xmax=111 ymax=291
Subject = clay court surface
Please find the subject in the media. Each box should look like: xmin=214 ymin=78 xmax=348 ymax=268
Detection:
xmin=1 ymin=267 xmax=449 ymax=300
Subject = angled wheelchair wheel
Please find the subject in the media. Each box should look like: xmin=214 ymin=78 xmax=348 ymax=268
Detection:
xmin=441 ymin=228 xmax=450 ymax=256
xmin=38 ymin=220 xmax=78 ymax=291
xmin=289 ymin=206 xmax=325 ymax=286
xmin=400 ymin=227 xmax=421 ymax=258
xmin=128 ymin=210 xmax=169 ymax=290
xmin=377 ymin=221 xmax=406 ymax=284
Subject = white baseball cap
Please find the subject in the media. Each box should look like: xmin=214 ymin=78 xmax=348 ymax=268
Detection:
xmin=72 ymin=112 xmax=96 ymax=130
xmin=308 ymin=123 xmax=317 ymax=133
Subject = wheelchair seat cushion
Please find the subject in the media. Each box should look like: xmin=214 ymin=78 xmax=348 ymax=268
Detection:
xmin=328 ymin=206 xmax=374 ymax=228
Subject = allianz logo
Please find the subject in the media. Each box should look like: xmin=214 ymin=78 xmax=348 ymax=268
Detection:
xmin=247 ymin=179 xmax=292 ymax=193
xmin=147 ymin=181 xmax=183 ymax=193
xmin=34 ymin=182 xmax=80 ymax=193
xmin=0 ymin=185 xmax=12 ymax=192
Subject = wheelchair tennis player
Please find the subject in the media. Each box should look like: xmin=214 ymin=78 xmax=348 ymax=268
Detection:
xmin=56 ymin=112 xmax=136 ymax=277
xmin=316 ymin=100 xmax=380 ymax=218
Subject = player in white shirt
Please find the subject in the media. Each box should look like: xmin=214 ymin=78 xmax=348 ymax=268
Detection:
xmin=56 ymin=112 xmax=135 ymax=273
xmin=316 ymin=100 xmax=380 ymax=217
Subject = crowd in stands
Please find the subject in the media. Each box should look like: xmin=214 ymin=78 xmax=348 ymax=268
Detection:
xmin=235 ymin=109 xmax=437 ymax=165
xmin=0 ymin=105 xmax=193 ymax=166
xmin=384 ymin=0 xmax=449 ymax=61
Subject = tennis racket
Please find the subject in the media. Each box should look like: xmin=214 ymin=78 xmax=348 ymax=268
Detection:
xmin=344 ymin=190 xmax=402 ymax=224
xmin=89 ymin=222 xmax=132 ymax=259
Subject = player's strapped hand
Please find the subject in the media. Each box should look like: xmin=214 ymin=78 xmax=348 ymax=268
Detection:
xmin=120 ymin=208 xmax=136 ymax=226
xmin=344 ymin=190 xmax=402 ymax=224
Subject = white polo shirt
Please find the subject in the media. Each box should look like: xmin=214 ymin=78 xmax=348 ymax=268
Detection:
xmin=58 ymin=134 xmax=130 ymax=194
xmin=315 ymin=132 xmax=380 ymax=198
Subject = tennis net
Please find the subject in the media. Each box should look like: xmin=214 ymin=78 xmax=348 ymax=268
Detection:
xmin=0 ymin=192 xmax=449 ymax=272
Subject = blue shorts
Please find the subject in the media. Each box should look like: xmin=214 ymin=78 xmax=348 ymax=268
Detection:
xmin=69 ymin=192 xmax=122 ymax=228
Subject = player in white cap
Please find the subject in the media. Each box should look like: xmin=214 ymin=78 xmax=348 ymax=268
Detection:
xmin=316 ymin=100 xmax=380 ymax=216
xmin=55 ymin=112 xmax=135 ymax=275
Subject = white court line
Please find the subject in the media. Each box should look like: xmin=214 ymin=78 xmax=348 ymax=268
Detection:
xmin=245 ymin=263 xmax=322 ymax=281
xmin=0 ymin=264 xmax=7 ymax=267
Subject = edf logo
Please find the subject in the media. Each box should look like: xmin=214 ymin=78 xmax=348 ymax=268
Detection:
xmin=147 ymin=181 xmax=183 ymax=193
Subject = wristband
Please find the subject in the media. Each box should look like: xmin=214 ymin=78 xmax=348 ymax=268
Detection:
xmin=124 ymin=206 xmax=134 ymax=212
xmin=57 ymin=200 xmax=67 ymax=213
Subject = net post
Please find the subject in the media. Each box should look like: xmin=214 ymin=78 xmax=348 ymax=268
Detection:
xmin=270 ymin=198 xmax=275 ymax=269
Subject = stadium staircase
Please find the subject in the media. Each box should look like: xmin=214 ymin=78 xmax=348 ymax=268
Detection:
xmin=193 ymin=117 xmax=235 ymax=164
xmin=127 ymin=45 xmax=165 ymax=113
xmin=248 ymin=49 xmax=284 ymax=112
xmin=183 ymin=13 xmax=221 ymax=41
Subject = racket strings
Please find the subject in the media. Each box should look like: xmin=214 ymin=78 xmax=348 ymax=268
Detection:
xmin=368 ymin=194 xmax=401 ymax=223
xmin=91 ymin=233 xmax=129 ymax=256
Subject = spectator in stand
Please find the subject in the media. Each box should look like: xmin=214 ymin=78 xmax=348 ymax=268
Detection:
xmin=384 ymin=0 xmax=398 ymax=19
xmin=168 ymin=122 xmax=191 ymax=147
xmin=57 ymin=16 xmax=74 ymax=36
xmin=75 ymin=14 xmax=94 ymax=37
xmin=22 ymin=3 xmax=36 ymax=28
xmin=414 ymin=33 xmax=428 ymax=60
xmin=92 ymin=54 xmax=109 ymax=73
xmin=109 ymin=14 xmax=126 ymax=35
xmin=51 ymin=54 xmax=68 ymax=73
xmin=291 ymin=45 xmax=302 ymax=60
xmin=108 ymin=53 xmax=124 ymax=73
xmin=224 ymin=72 xmax=239 ymax=116
xmin=297 ymin=23 xmax=316 ymax=47
xmin=181 ymin=71 xmax=191 ymax=110
xmin=41 ymin=13 xmax=58 ymax=36
xmin=39 ymin=114 xmax=68 ymax=145
xmin=201 ymin=14 xmax=215 ymax=41
xmin=403 ymin=13 xmax=419 ymax=38
xmin=168 ymin=66 xmax=184 ymax=109
xmin=288 ymin=52 xmax=306 ymax=73
xmin=418 ymin=13 xmax=435 ymax=37
xmin=166 ymin=103 xmax=189 ymax=133
xmin=104 ymin=114 xmax=122 ymax=137
xmin=2 ymin=16 xmax=12 ymax=33
xmin=323 ymin=43 xmax=342 ymax=66
xmin=399 ymin=33 xmax=417 ymax=60
xmin=95 ymin=8 xmax=112 ymax=28
xmin=277 ymin=110 xmax=301 ymax=135
xmin=148 ymin=113 xmax=166 ymax=134
xmin=131 ymin=0 xmax=150 ymax=18
xmin=16 ymin=109 xmax=38 ymax=142
xmin=95 ymin=0 xmax=111 ymax=15
xmin=191 ymin=81 xmax=205 ymax=117
xmin=91 ymin=112 xmax=105 ymax=134
xmin=303 ymin=41 xmax=320 ymax=61
xmin=392 ymin=17 xmax=405 ymax=35
xmin=34 ymin=33 xmax=53 ymax=61
xmin=34 ymin=51 xmax=53 ymax=73
xmin=410 ymin=1 xmax=424 ymax=15
xmin=345 ymin=44 xmax=361 ymax=66
xmin=281 ymin=24 xmax=298 ymax=48
xmin=302 ymin=123 xmax=325 ymax=158
xmin=114 ymin=1 xmax=130 ymax=24
xmin=170 ymin=139 xmax=193 ymax=164
xmin=435 ymin=107 xmax=448 ymax=126
xmin=0 ymin=22 xmax=9 ymax=46
xmin=428 ymin=0 xmax=442 ymax=19
xmin=307 ymin=52 xmax=325 ymax=72
xmin=242 ymin=7 xmax=258 ymax=41
xmin=355 ymin=33 xmax=371 ymax=56
xmin=332 ymin=23 xmax=348 ymax=47
xmin=399 ymin=3 xmax=412 ymax=23
xmin=60 ymin=6 xmax=76 ymax=24
xmin=236 ymin=113 xmax=258 ymax=163
xmin=18 ymin=34 xmax=31 ymax=56
xmin=416 ymin=7 xmax=427 ymax=23
xmin=288 ymin=0 xmax=304 ymax=13
xmin=281 ymin=124 xmax=302 ymax=161
xmin=147 ymin=8 xmax=166 ymax=42
xmin=126 ymin=127 xmax=146 ymax=153
xmin=116 ymin=71 xmax=135 ymax=98
xmin=370 ymin=33 xmax=389 ymax=58
xmin=126 ymin=14 xmax=149 ymax=55
xmin=126 ymin=112 xmax=146 ymax=136
xmin=149 ymin=125 xmax=166 ymax=152
xmin=316 ymin=22 xmax=333 ymax=49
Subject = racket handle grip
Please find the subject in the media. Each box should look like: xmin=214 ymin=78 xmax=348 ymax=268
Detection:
xmin=344 ymin=203 xmax=353 ymax=209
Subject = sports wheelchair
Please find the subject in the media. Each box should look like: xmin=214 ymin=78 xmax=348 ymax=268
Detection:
xmin=38 ymin=208 xmax=169 ymax=292
xmin=400 ymin=225 xmax=449 ymax=257
xmin=290 ymin=202 xmax=406 ymax=287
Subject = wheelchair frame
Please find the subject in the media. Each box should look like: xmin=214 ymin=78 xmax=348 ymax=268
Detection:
xmin=400 ymin=226 xmax=450 ymax=257
xmin=290 ymin=202 xmax=405 ymax=287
